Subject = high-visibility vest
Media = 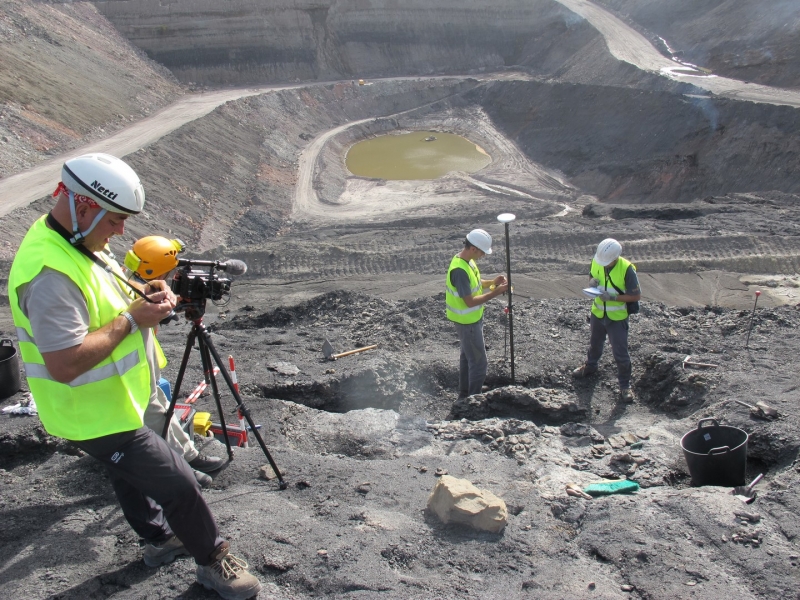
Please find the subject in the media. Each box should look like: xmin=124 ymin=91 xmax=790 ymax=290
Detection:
xmin=8 ymin=216 xmax=152 ymax=441
xmin=446 ymin=255 xmax=484 ymax=324
xmin=591 ymin=257 xmax=634 ymax=321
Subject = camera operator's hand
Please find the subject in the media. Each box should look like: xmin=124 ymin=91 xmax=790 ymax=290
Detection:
xmin=144 ymin=279 xmax=177 ymax=309
xmin=128 ymin=291 xmax=175 ymax=329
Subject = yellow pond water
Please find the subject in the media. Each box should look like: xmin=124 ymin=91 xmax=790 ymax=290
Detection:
xmin=346 ymin=131 xmax=491 ymax=180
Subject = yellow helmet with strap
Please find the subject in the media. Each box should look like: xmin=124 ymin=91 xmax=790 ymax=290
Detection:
xmin=124 ymin=236 xmax=184 ymax=280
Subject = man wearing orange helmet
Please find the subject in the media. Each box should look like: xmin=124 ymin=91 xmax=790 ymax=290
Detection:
xmin=124 ymin=236 xmax=225 ymax=487
xmin=126 ymin=235 xmax=184 ymax=281
xmin=573 ymin=238 xmax=641 ymax=403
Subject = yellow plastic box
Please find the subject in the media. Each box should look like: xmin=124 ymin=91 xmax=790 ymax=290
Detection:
xmin=193 ymin=411 xmax=212 ymax=435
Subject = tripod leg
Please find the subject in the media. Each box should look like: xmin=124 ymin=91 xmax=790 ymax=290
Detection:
xmin=196 ymin=322 xmax=287 ymax=489
xmin=196 ymin=332 xmax=234 ymax=461
xmin=161 ymin=325 xmax=198 ymax=439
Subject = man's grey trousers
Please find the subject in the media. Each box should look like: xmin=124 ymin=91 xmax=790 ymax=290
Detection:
xmin=455 ymin=319 xmax=487 ymax=396
xmin=585 ymin=313 xmax=632 ymax=389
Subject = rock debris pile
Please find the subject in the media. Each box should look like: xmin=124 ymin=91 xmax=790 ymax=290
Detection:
xmin=1 ymin=283 xmax=800 ymax=599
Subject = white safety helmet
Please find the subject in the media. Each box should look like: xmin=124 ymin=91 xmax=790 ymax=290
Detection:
xmin=594 ymin=238 xmax=622 ymax=266
xmin=61 ymin=153 xmax=145 ymax=246
xmin=62 ymin=153 xmax=145 ymax=215
xmin=466 ymin=228 xmax=492 ymax=254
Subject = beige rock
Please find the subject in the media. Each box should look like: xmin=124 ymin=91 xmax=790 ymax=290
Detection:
xmin=609 ymin=435 xmax=627 ymax=449
xmin=427 ymin=475 xmax=507 ymax=533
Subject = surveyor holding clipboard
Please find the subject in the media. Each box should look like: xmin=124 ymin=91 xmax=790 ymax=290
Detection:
xmin=573 ymin=238 xmax=641 ymax=403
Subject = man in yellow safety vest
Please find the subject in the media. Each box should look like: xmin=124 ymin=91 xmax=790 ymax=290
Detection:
xmin=445 ymin=228 xmax=509 ymax=397
xmin=572 ymin=238 xmax=641 ymax=403
xmin=7 ymin=153 xmax=261 ymax=600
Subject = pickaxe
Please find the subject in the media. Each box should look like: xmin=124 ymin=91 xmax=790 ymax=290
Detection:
xmin=322 ymin=338 xmax=378 ymax=361
xmin=682 ymin=355 xmax=719 ymax=369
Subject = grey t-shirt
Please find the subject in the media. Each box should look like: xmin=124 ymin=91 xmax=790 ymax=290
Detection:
xmin=450 ymin=266 xmax=475 ymax=299
xmin=18 ymin=263 xmax=160 ymax=402
xmin=618 ymin=265 xmax=640 ymax=296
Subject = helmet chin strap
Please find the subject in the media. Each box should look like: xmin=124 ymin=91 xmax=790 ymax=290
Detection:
xmin=68 ymin=190 xmax=106 ymax=246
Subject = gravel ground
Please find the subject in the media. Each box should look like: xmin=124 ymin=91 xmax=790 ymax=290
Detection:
xmin=0 ymin=1 xmax=799 ymax=599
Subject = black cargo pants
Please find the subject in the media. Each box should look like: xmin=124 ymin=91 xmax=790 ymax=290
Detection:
xmin=75 ymin=426 xmax=224 ymax=566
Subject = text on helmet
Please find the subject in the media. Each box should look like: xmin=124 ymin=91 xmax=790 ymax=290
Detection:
xmin=91 ymin=180 xmax=118 ymax=201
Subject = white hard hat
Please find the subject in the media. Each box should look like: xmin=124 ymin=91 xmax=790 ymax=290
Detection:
xmin=466 ymin=229 xmax=492 ymax=254
xmin=594 ymin=238 xmax=622 ymax=266
xmin=62 ymin=153 xmax=145 ymax=214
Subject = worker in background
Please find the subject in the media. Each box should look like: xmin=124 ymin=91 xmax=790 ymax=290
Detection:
xmin=446 ymin=229 xmax=509 ymax=397
xmin=8 ymin=153 xmax=261 ymax=599
xmin=573 ymin=238 xmax=641 ymax=403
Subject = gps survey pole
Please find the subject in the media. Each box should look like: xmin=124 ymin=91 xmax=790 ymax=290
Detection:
xmin=497 ymin=213 xmax=516 ymax=382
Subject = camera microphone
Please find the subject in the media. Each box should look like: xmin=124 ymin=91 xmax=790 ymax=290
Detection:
xmin=219 ymin=259 xmax=247 ymax=276
xmin=175 ymin=258 xmax=248 ymax=276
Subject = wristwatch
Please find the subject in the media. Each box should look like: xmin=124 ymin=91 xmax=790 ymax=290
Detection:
xmin=121 ymin=311 xmax=139 ymax=334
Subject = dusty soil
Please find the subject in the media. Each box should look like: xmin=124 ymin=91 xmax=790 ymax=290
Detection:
xmin=2 ymin=286 xmax=800 ymax=599
xmin=1 ymin=1 xmax=799 ymax=600
xmin=0 ymin=0 xmax=182 ymax=179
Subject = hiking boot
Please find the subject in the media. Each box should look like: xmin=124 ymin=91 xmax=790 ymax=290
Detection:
xmin=572 ymin=364 xmax=597 ymax=378
xmin=196 ymin=547 xmax=262 ymax=600
xmin=193 ymin=469 xmax=212 ymax=488
xmin=620 ymin=388 xmax=635 ymax=403
xmin=189 ymin=453 xmax=225 ymax=474
xmin=143 ymin=535 xmax=190 ymax=567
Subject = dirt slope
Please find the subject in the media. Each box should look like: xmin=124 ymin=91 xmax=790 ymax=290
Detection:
xmin=0 ymin=0 xmax=181 ymax=178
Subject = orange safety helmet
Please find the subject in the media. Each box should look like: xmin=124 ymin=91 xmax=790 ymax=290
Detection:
xmin=124 ymin=236 xmax=184 ymax=280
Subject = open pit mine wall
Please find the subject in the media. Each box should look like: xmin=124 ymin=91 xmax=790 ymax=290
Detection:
xmin=597 ymin=0 xmax=800 ymax=89
xmin=93 ymin=0 xmax=595 ymax=85
xmin=474 ymin=81 xmax=800 ymax=203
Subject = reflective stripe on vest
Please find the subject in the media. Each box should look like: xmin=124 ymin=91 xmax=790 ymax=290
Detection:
xmin=446 ymin=255 xmax=484 ymax=324
xmin=8 ymin=216 xmax=151 ymax=440
xmin=17 ymin=293 xmax=167 ymax=370
xmin=23 ymin=349 xmax=140 ymax=387
xmin=590 ymin=257 xmax=632 ymax=321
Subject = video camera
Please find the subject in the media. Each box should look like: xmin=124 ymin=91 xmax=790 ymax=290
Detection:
xmin=170 ymin=258 xmax=247 ymax=305
xmin=124 ymin=236 xmax=247 ymax=316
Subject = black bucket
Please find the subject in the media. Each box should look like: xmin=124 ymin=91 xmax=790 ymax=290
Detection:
xmin=0 ymin=339 xmax=22 ymax=399
xmin=680 ymin=418 xmax=748 ymax=487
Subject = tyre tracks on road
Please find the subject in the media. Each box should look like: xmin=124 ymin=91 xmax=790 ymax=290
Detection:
xmin=0 ymin=85 xmax=296 ymax=218
xmin=234 ymin=229 xmax=800 ymax=286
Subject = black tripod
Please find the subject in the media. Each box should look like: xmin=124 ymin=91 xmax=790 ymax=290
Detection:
xmin=162 ymin=301 xmax=286 ymax=489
